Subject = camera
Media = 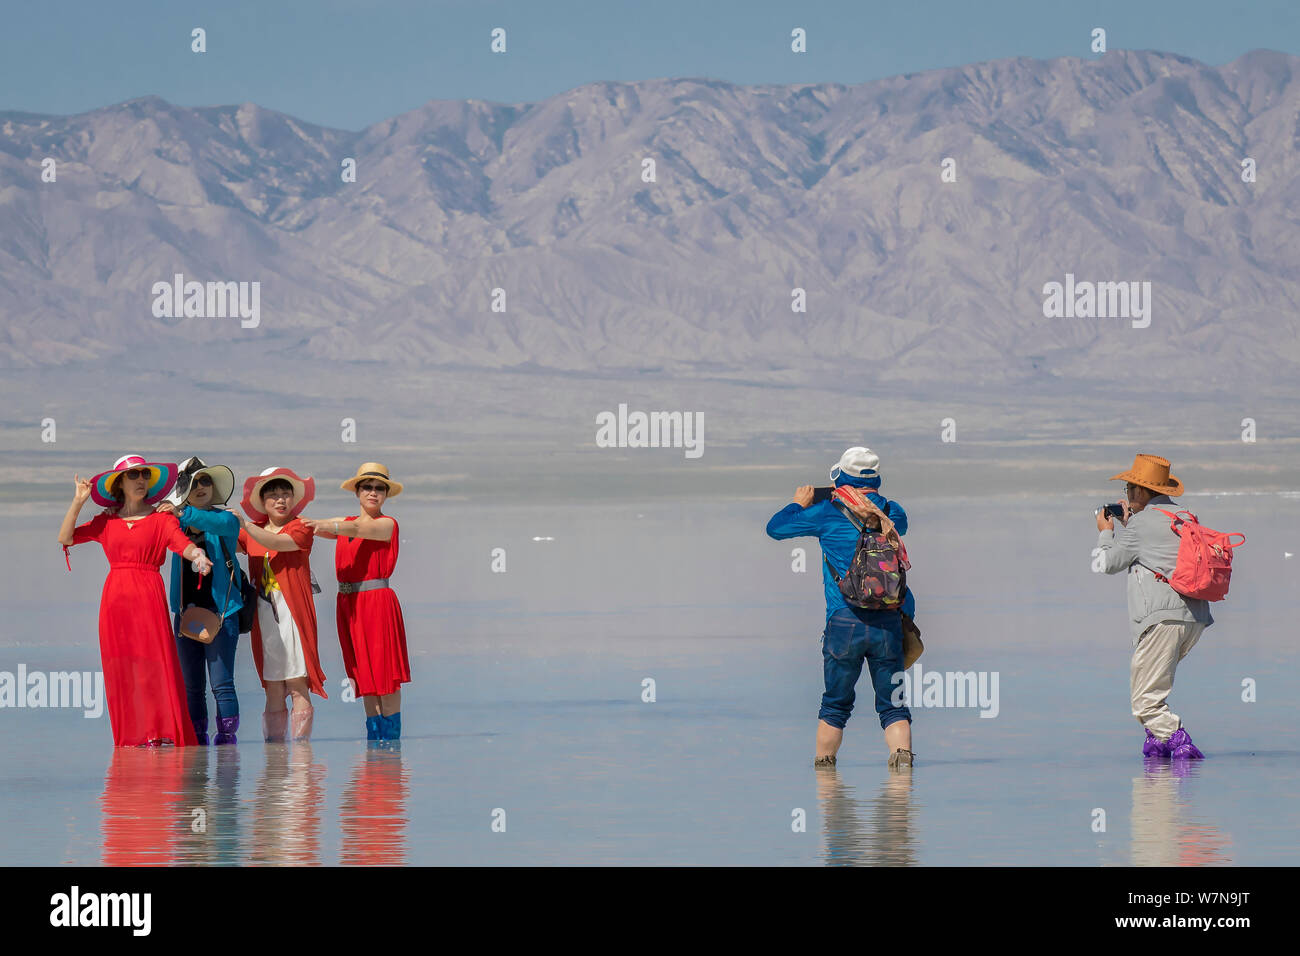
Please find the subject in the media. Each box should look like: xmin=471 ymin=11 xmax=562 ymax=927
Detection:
xmin=812 ymin=486 xmax=835 ymax=504
xmin=1095 ymin=503 xmax=1125 ymax=520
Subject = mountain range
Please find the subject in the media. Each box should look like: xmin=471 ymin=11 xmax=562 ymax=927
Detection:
xmin=1 ymin=48 xmax=1298 ymax=396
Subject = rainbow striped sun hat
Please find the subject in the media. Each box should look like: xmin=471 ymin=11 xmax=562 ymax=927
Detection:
xmin=89 ymin=454 xmax=178 ymax=507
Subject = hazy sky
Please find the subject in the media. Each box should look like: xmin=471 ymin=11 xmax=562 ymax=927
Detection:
xmin=2 ymin=0 xmax=1297 ymax=130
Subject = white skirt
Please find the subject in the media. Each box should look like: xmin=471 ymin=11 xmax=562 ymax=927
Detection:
xmin=258 ymin=589 xmax=307 ymax=682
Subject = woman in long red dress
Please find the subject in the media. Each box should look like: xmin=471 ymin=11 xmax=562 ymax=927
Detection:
xmin=57 ymin=455 xmax=212 ymax=747
xmin=306 ymin=462 xmax=410 ymax=741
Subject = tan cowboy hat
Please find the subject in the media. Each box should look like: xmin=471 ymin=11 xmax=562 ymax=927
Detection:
xmin=340 ymin=462 xmax=403 ymax=497
xmin=1109 ymin=454 xmax=1184 ymax=496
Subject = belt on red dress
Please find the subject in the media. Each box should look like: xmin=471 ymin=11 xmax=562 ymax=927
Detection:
xmin=338 ymin=577 xmax=390 ymax=594
xmin=109 ymin=562 xmax=158 ymax=571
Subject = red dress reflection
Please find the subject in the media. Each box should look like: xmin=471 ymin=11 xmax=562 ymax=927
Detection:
xmin=340 ymin=748 xmax=410 ymax=865
xmin=100 ymin=748 xmax=195 ymax=865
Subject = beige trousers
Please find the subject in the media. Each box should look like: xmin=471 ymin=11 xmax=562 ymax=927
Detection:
xmin=1130 ymin=621 xmax=1205 ymax=740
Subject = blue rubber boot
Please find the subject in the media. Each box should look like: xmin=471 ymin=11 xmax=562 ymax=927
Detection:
xmin=365 ymin=715 xmax=383 ymax=741
xmin=1142 ymin=728 xmax=1170 ymax=758
xmin=380 ymin=712 xmax=401 ymax=741
xmin=1167 ymin=727 xmax=1205 ymax=759
xmin=193 ymin=718 xmax=210 ymax=746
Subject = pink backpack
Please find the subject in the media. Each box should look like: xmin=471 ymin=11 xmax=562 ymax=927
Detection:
xmin=1151 ymin=508 xmax=1246 ymax=602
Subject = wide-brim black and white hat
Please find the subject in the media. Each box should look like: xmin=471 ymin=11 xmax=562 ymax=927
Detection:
xmin=165 ymin=456 xmax=236 ymax=507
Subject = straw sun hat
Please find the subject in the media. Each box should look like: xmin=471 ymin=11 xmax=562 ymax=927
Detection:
xmin=340 ymin=462 xmax=403 ymax=497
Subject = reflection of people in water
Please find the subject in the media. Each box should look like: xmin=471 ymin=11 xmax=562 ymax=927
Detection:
xmin=816 ymin=769 xmax=917 ymax=866
xmin=175 ymin=747 xmax=243 ymax=865
xmin=101 ymin=747 xmax=207 ymax=865
xmin=1130 ymin=761 xmax=1232 ymax=866
xmin=339 ymin=746 xmax=411 ymax=865
xmin=249 ymin=744 xmax=325 ymax=866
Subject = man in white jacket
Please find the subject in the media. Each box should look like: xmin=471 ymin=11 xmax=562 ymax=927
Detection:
xmin=1095 ymin=454 xmax=1213 ymax=760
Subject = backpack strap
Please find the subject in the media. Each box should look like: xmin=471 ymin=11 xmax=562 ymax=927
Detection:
xmin=1134 ymin=561 xmax=1172 ymax=585
xmin=1133 ymin=513 xmax=1178 ymax=583
xmin=822 ymin=498 xmax=863 ymax=583
xmin=830 ymin=496 xmax=865 ymax=532
xmin=1152 ymin=507 xmax=1196 ymax=531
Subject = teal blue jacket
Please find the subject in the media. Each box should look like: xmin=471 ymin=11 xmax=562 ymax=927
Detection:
xmin=168 ymin=505 xmax=245 ymax=618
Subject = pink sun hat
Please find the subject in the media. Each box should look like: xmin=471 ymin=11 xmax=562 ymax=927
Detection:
xmin=240 ymin=466 xmax=316 ymax=523
xmin=89 ymin=454 xmax=178 ymax=507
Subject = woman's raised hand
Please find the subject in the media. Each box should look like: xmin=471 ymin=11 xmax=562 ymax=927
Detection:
xmin=72 ymin=475 xmax=92 ymax=505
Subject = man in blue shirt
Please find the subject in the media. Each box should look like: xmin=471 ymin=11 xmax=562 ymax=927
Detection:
xmin=767 ymin=447 xmax=914 ymax=771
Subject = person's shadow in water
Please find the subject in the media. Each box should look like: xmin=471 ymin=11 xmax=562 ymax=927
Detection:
xmin=816 ymin=770 xmax=918 ymax=866
xmin=1130 ymin=758 xmax=1232 ymax=866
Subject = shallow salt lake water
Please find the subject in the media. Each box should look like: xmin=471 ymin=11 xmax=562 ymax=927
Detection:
xmin=2 ymin=495 xmax=1297 ymax=865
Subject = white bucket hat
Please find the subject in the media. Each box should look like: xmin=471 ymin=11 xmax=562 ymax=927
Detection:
xmin=830 ymin=446 xmax=881 ymax=481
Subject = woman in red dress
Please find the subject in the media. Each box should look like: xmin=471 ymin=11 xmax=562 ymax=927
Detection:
xmin=306 ymin=462 xmax=410 ymax=741
xmin=237 ymin=466 xmax=328 ymax=742
xmin=57 ymin=455 xmax=212 ymax=747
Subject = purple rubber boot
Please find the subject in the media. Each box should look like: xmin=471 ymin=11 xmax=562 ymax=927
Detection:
xmin=1167 ymin=727 xmax=1205 ymax=760
xmin=192 ymin=718 xmax=210 ymax=746
xmin=213 ymin=715 xmax=239 ymax=745
xmin=1142 ymin=728 xmax=1170 ymax=758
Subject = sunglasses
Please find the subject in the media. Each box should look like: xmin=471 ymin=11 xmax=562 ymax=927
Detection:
xmin=192 ymin=475 xmax=214 ymax=488
xmin=358 ymin=482 xmax=389 ymax=493
xmin=121 ymin=469 xmax=148 ymax=481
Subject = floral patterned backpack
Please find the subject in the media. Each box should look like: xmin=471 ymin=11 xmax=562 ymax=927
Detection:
xmin=822 ymin=490 xmax=910 ymax=610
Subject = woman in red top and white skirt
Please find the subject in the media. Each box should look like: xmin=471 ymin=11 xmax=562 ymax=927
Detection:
xmin=237 ymin=467 xmax=328 ymax=742
xmin=306 ymin=463 xmax=410 ymax=741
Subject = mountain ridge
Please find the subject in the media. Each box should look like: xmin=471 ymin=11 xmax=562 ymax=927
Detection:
xmin=1 ymin=48 xmax=1297 ymax=392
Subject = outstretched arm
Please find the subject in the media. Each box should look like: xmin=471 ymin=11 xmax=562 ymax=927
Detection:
xmin=237 ymin=515 xmax=305 ymax=552
xmin=175 ymin=505 xmax=241 ymax=538
xmin=302 ymin=515 xmax=394 ymax=542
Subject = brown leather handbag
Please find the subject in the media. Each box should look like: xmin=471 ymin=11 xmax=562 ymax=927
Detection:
xmin=179 ymin=606 xmax=222 ymax=644
xmin=180 ymin=556 xmax=237 ymax=644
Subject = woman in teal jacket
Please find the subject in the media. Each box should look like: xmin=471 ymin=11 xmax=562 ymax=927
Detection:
xmin=160 ymin=457 xmax=245 ymax=745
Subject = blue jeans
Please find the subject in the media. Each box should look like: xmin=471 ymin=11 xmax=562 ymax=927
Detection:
xmin=819 ymin=607 xmax=912 ymax=730
xmin=174 ymin=613 xmax=240 ymax=723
